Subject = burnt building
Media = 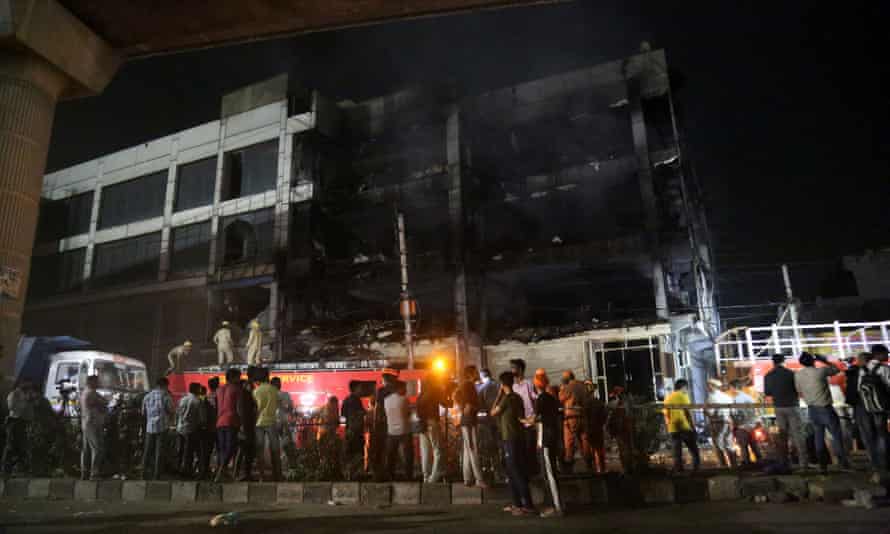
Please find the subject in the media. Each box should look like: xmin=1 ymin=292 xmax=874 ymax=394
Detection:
xmin=25 ymin=49 xmax=716 ymax=399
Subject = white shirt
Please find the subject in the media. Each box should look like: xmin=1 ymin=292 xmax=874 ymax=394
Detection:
xmin=384 ymin=393 xmax=410 ymax=436
xmin=707 ymin=390 xmax=732 ymax=420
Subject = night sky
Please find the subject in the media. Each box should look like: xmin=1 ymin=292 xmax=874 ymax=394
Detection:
xmin=47 ymin=1 xmax=890 ymax=315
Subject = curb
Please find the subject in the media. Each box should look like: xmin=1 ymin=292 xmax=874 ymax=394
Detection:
xmin=0 ymin=474 xmax=876 ymax=506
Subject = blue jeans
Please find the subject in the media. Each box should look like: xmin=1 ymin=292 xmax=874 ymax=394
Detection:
xmin=808 ymin=406 xmax=848 ymax=467
xmin=502 ymin=439 xmax=533 ymax=509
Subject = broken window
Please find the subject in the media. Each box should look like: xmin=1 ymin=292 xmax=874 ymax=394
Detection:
xmin=170 ymin=221 xmax=212 ymax=275
xmin=92 ymin=232 xmax=162 ymax=287
xmin=36 ymin=191 xmax=94 ymax=242
xmin=221 ymin=140 xmax=278 ymax=201
xmin=219 ymin=208 xmax=275 ymax=265
xmin=174 ymin=157 xmax=216 ymax=212
xmin=99 ymin=171 xmax=167 ymax=229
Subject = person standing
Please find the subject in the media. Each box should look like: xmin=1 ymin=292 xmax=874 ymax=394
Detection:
xmin=728 ymin=380 xmax=762 ymax=466
xmin=176 ymin=382 xmax=203 ymax=478
xmin=858 ymin=345 xmax=890 ymax=472
xmin=197 ymin=384 xmax=215 ymax=479
xmin=764 ymin=354 xmax=809 ymax=470
xmin=166 ymin=340 xmax=192 ymax=375
xmin=794 ymin=352 xmax=850 ymax=473
xmin=253 ymin=369 xmax=283 ymax=482
xmin=491 ymin=371 xmax=535 ymax=516
xmin=706 ymin=379 xmax=736 ymax=468
xmin=271 ymin=377 xmax=295 ymax=472
xmin=663 ymin=379 xmax=700 ymax=473
xmin=606 ymin=387 xmax=634 ymax=474
xmin=237 ymin=377 xmax=258 ymax=481
xmin=371 ymin=373 xmax=397 ymax=481
xmin=3 ymin=379 xmax=36 ymax=478
xmin=455 ymin=365 xmax=487 ymax=488
xmin=141 ymin=377 xmax=174 ymax=480
xmin=476 ymin=368 xmax=502 ymax=480
xmin=559 ymin=370 xmax=590 ymax=473
xmin=245 ymin=320 xmax=263 ymax=366
xmin=213 ymin=322 xmax=235 ymax=366
xmin=214 ymin=368 xmax=242 ymax=482
xmin=384 ymin=381 xmax=413 ymax=480
xmin=583 ymin=383 xmax=608 ymax=474
xmin=533 ymin=376 xmax=563 ymax=517
xmin=417 ymin=374 xmax=446 ymax=483
xmin=79 ymin=375 xmax=108 ymax=480
xmin=318 ymin=396 xmax=340 ymax=440
xmin=342 ymin=380 xmax=367 ymax=474
xmin=510 ymin=359 xmax=539 ymax=476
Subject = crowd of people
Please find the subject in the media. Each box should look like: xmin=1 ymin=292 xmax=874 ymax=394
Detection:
xmin=668 ymin=344 xmax=890 ymax=476
xmin=8 ymin=345 xmax=889 ymax=516
xmin=2 ymin=357 xmax=636 ymax=519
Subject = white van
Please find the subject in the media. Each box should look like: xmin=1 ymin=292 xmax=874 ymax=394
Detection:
xmin=44 ymin=351 xmax=149 ymax=414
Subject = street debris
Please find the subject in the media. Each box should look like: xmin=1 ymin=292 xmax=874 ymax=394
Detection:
xmin=209 ymin=512 xmax=241 ymax=527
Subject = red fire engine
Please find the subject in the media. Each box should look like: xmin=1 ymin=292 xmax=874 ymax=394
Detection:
xmin=167 ymin=359 xmax=431 ymax=412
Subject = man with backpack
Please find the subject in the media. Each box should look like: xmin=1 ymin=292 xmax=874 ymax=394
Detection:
xmin=858 ymin=345 xmax=890 ymax=472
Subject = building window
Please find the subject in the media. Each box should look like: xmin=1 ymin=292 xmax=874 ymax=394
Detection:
xmin=98 ymin=171 xmax=167 ymax=229
xmin=59 ymin=248 xmax=87 ymax=293
xmin=219 ymin=208 xmax=275 ymax=265
xmin=174 ymin=157 xmax=217 ymax=212
xmin=28 ymin=247 xmax=86 ymax=298
xmin=222 ymin=140 xmax=278 ymax=201
xmin=170 ymin=221 xmax=212 ymax=275
xmin=92 ymin=232 xmax=162 ymax=287
xmin=36 ymin=192 xmax=94 ymax=242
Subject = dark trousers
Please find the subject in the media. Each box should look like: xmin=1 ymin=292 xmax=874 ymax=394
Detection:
xmin=177 ymin=432 xmax=200 ymax=477
xmin=670 ymin=430 xmax=700 ymax=471
xmin=855 ymin=405 xmax=888 ymax=471
xmin=2 ymin=418 xmax=28 ymax=476
xmin=809 ymin=406 xmax=848 ymax=467
xmin=216 ymin=427 xmax=239 ymax=474
xmin=520 ymin=425 xmax=539 ymax=476
xmin=502 ymin=439 xmax=533 ymax=509
xmin=385 ymin=434 xmax=414 ymax=480
xmin=199 ymin=430 xmax=214 ymax=478
xmin=142 ymin=432 xmax=164 ymax=480
xmin=538 ymin=444 xmax=562 ymax=512
xmin=238 ymin=426 xmax=256 ymax=479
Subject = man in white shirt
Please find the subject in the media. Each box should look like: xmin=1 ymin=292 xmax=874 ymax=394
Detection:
xmin=80 ymin=375 xmax=108 ymax=480
xmin=384 ymin=381 xmax=412 ymax=480
xmin=706 ymin=379 xmax=736 ymax=468
xmin=510 ymin=358 xmax=539 ymax=476
xmin=728 ymin=380 xmax=762 ymax=465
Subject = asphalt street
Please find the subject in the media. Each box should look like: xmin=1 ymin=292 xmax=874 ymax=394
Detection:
xmin=2 ymin=499 xmax=890 ymax=534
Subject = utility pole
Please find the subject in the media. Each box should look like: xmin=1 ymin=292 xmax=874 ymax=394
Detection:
xmin=397 ymin=212 xmax=416 ymax=369
xmin=781 ymin=264 xmax=801 ymax=355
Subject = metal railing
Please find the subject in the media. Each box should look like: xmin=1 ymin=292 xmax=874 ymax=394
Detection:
xmin=716 ymin=320 xmax=890 ymax=364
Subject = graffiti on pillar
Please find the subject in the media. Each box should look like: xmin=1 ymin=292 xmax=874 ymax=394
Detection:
xmin=1 ymin=265 xmax=21 ymax=299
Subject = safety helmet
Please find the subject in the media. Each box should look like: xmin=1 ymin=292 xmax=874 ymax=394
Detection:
xmin=222 ymin=321 xmax=230 ymax=327
xmin=183 ymin=340 xmax=193 ymax=347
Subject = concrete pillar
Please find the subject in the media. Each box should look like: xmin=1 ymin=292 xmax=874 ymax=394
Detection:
xmin=446 ymin=104 xmax=471 ymax=372
xmin=0 ymin=49 xmax=67 ymax=372
xmin=0 ymin=0 xmax=120 ymax=379
xmin=628 ymin=81 xmax=670 ymax=320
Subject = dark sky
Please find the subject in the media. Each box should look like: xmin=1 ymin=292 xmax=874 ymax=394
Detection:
xmin=47 ymin=1 xmax=890 ymax=308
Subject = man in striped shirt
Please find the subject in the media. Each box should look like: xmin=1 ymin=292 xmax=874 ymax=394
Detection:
xmin=142 ymin=377 xmax=174 ymax=480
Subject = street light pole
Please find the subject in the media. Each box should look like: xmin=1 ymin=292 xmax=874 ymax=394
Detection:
xmin=397 ymin=212 xmax=416 ymax=369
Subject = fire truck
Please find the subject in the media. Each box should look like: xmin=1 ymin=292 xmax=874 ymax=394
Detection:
xmin=167 ymin=359 xmax=433 ymax=412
